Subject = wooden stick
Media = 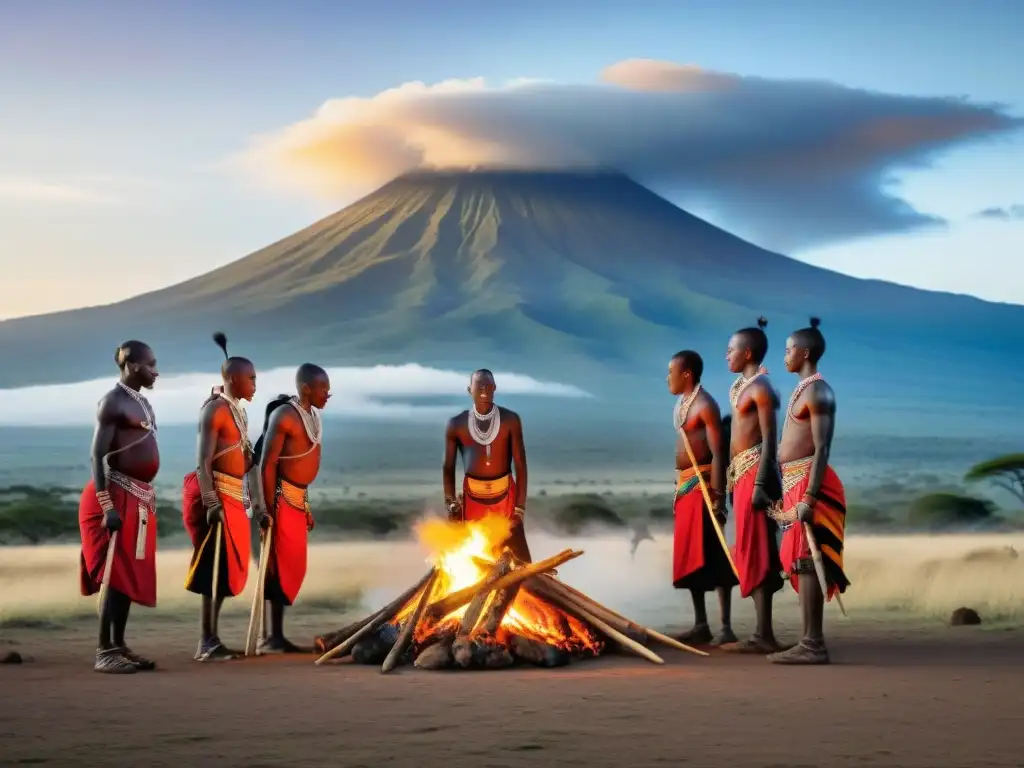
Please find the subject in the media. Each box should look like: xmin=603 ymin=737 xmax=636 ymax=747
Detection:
xmin=425 ymin=549 xmax=582 ymax=622
xmin=245 ymin=528 xmax=272 ymax=656
xmin=532 ymin=581 xmax=708 ymax=659
xmin=315 ymin=569 xmax=435 ymax=665
xmin=531 ymin=585 xmax=664 ymax=665
xmin=458 ymin=551 xmax=513 ymax=636
xmin=211 ymin=522 xmax=224 ymax=604
xmin=529 ymin=577 xmax=646 ymax=643
xmin=381 ymin=568 xmax=439 ymax=674
xmin=96 ymin=531 xmax=118 ymax=617
xmin=803 ymin=523 xmax=847 ymax=617
xmin=678 ymin=430 xmax=741 ymax=581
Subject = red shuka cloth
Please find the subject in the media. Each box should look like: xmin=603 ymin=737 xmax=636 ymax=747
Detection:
xmin=673 ymin=468 xmax=738 ymax=591
xmin=730 ymin=464 xmax=783 ymax=598
xmin=462 ymin=475 xmax=532 ymax=563
xmin=263 ymin=490 xmax=309 ymax=606
xmin=778 ymin=464 xmax=850 ymax=601
xmin=79 ymin=479 xmax=158 ymax=607
xmin=181 ymin=471 xmax=251 ymax=598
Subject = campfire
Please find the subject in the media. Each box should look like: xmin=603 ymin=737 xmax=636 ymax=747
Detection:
xmin=313 ymin=517 xmax=707 ymax=671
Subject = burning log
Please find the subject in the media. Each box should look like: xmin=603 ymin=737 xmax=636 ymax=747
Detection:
xmin=508 ymin=634 xmax=571 ymax=668
xmin=452 ymin=634 xmax=514 ymax=670
xmin=478 ymin=580 xmax=520 ymax=636
xmin=425 ymin=549 xmax=582 ymax=622
xmin=536 ymin=574 xmax=708 ymax=658
xmin=314 ymin=618 xmax=365 ymax=655
xmin=381 ymin=569 xmax=440 ymax=674
xmin=458 ymin=550 xmax=513 ymax=636
xmin=526 ymin=583 xmax=665 ymax=665
xmin=315 ymin=568 xmax=435 ymax=665
xmin=529 ymin=576 xmax=646 ymax=645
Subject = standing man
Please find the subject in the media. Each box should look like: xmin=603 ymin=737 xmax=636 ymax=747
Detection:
xmin=79 ymin=341 xmax=161 ymax=674
xmin=443 ymin=369 xmax=531 ymax=563
xmin=182 ymin=333 xmax=258 ymax=662
xmin=666 ymin=350 xmax=738 ymax=645
xmin=722 ymin=317 xmax=786 ymax=654
xmin=768 ymin=318 xmax=849 ymax=665
xmin=255 ymin=363 xmax=331 ymax=654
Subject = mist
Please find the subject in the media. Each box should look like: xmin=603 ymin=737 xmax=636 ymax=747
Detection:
xmin=0 ymin=363 xmax=589 ymax=428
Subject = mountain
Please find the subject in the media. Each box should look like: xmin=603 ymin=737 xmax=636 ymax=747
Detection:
xmin=1 ymin=169 xmax=1022 ymax=429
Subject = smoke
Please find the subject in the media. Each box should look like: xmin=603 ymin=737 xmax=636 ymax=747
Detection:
xmin=0 ymin=363 xmax=589 ymax=428
xmin=233 ymin=58 xmax=1022 ymax=251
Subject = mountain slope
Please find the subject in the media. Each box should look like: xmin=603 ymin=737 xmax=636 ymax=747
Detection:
xmin=1 ymin=169 xmax=1022 ymax=410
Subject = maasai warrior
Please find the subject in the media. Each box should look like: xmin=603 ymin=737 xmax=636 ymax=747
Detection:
xmin=768 ymin=318 xmax=849 ymax=665
xmin=253 ymin=363 xmax=330 ymax=653
xmin=79 ymin=340 xmax=160 ymax=674
xmin=667 ymin=350 xmax=738 ymax=645
xmin=443 ymin=369 xmax=531 ymax=563
xmin=722 ymin=317 xmax=786 ymax=655
xmin=182 ymin=333 xmax=258 ymax=661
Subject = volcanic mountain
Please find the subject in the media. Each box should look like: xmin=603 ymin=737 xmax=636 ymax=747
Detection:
xmin=1 ymin=169 xmax=1021 ymax=422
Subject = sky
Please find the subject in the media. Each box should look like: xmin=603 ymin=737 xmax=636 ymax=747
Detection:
xmin=1 ymin=0 xmax=1023 ymax=321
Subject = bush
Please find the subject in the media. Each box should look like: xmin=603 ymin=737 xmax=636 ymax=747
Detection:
xmin=549 ymin=494 xmax=626 ymax=534
xmin=907 ymin=492 xmax=996 ymax=530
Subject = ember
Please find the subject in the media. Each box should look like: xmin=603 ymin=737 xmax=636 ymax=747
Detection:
xmin=314 ymin=517 xmax=708 ymax=672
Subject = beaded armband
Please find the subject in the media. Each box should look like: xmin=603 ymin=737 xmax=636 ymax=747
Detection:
xmin=513 ymin=505 xmax=526 ymax=519
xmin=95 ymin=489 xmax=115 ymax=513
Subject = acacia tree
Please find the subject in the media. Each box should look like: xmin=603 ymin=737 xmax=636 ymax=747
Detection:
xmin=964 ymin=454 xmax=1024 ymax=505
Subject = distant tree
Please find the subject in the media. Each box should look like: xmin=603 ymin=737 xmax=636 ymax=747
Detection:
xmin=964 ymin=453 xmax=1024 ymax=505
xmin=908 ymin=492 xmax=996 ymax=529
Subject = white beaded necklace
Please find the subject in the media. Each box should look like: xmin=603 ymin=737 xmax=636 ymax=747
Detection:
xmin=673 ymin=384 xmax=702 ymax=433
xmin=218 ymin=391 xmax=252 ymax=455
xmin=468 ymin=404 xmax=500 ymax=459
xmin=729 ymin=367 xmax=769 ymax=410
xmin=118 ymin=381 xmax=157 ymax=431
xmin=289 ymin=396 xmax=322 ymax=445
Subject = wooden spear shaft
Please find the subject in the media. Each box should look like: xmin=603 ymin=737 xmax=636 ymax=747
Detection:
xmin=678 ymin=428 xmax=741 ymax=582
xmin=803 ymin=523 xmax=847 ymax=617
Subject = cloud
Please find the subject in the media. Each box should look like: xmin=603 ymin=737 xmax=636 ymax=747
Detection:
xmin=0 ymin=363 xmax=589 ymax=428
xmin=0 ymin=177 xmax=120 ymax=204
xmin=973 ymin=204 xmax=1024 ymax=221
xmin=233 ymin=59 xmax=1022 ymax=252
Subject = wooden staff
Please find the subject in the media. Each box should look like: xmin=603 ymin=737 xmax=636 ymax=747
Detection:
xmin=678 ymin=429 xmax=741 ymax=581
xmin=803 ymin=523 xmax=847 ymax=617
xmin=210 ymin=522 xmax=224 ymax=606
xmin=381 ymin=568 xmax=439 ymax=674
xmin=245 ymin=528 xmax=273 ymax=656
xmin=96 ymin=531 xmax=118 ymax=617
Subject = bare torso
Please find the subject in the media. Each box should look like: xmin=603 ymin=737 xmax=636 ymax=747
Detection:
xmin=676 ymin=392 xmax=714 ymax=471
xmin=729 ymin=376 xmax=778 ymax=458
xmin=104 ymin=387 xmax=160 ymax=483
xmin=778 ymin=379 xmax=835 ymax=464
xmin=205 ymin=399 xmax=251 ymax=478
xmin=452 ymin=407 xmax=516 ymax=479
xmin=274 ymin=407 xmax=322 ymax=487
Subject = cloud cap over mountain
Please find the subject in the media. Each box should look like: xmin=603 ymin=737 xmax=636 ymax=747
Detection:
xmin=236 ymin=59 xmax=1022 ymax=252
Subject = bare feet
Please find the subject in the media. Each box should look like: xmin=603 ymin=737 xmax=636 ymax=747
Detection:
xmin=768 ymin=640 xmax=830 ymax=665
xmin=710 ymin=626 xmax=738 ymax=646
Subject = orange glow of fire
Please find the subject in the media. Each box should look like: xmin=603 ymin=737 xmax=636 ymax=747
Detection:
xmin=395 ymin=516 xmax=601 ymax=653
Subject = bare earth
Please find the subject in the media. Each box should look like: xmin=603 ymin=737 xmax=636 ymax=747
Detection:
xmin=2 ymin=613 xmax=1022 ymax=768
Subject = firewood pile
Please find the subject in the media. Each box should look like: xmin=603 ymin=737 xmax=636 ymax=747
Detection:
xmin=313 ymin=545 xmax=707 ymax=672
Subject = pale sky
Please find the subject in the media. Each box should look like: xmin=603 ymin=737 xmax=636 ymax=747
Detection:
xmin=1 ymin=0 xmax=1022 ymax=320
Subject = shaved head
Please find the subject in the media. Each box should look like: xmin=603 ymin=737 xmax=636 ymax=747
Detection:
xmin=471 ymin=368 xmax=495 ymax=385
xmin=297 ymin=363 xmax=328 ymax=388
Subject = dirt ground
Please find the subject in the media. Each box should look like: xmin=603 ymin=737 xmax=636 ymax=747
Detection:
xmin=2 ymin=611 xmax=1022 ymax=768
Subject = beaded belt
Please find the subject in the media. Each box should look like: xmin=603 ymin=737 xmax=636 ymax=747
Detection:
xmin=726 ymin=444 xmax=762 ymax=492
xmin=675 ymin=464 xmax=711 ymax=498
xmin=106 ymin=470 xmax=156 ymax=505
xmin=213 ymin=471 xmax=246 ymax=504
xmin=766 ymin=457 xmax=813 ymax=529
xmin=465 ymin=474 xmax=510 ymax=500
xmin=277 ymin=478 xmax=309 ymax=510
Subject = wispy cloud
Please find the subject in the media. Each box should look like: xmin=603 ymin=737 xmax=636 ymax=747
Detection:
xmin=233 ymin=58 xmax=1022 ymax=252
xmin=973 ymin=204 xmax=1024 ymax=221
xmin=0 ymin=177 xmax=120 ymax=204
xmin=0 ymin=363 xmax=590 ymax=428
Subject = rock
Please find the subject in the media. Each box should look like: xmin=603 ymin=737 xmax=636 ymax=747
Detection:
xmin=351 ymin=635 xmax=392 ymax=664
xmin=414 ymin=642 xmax=453 ymax=670
xmin=950 ymin=607 xmax=981 ymax=626
xmin=508 ymin=635 xmax=571 ymax=668
xmin=0 ymin=651 xmax=23 ymax=664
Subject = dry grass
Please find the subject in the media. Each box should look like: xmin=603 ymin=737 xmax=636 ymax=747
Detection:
xmin=1 ymin=532 xmax=1021 ymax=627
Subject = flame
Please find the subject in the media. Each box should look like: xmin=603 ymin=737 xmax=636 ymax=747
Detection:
xmin=395 ymin=516 xmax=601 ymax=654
